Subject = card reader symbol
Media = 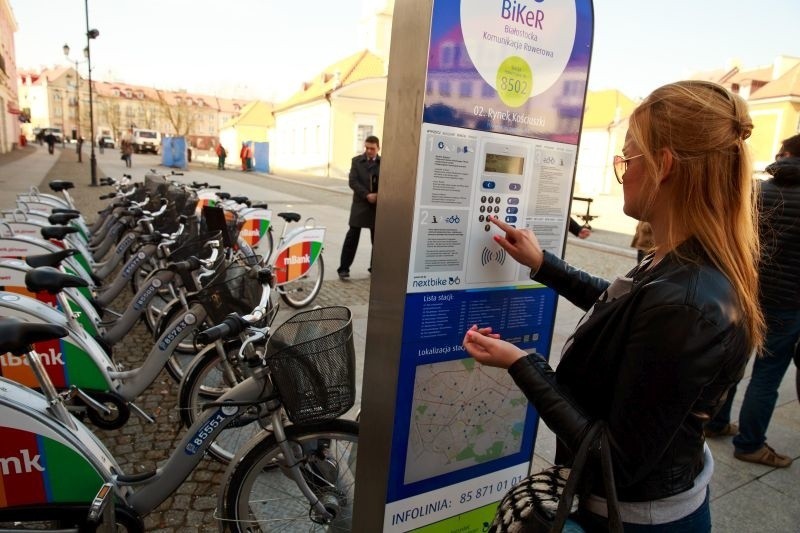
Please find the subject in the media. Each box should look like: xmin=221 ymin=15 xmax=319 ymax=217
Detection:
xmin=480 ymin=246 xmax=507 ymax=266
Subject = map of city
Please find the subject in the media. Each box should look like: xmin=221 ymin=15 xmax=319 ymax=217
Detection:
xmin=404 ymin=357 xmax=529 ymax=484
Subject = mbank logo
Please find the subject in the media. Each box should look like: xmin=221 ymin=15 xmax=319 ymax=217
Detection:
xmin=0 ymin=449 xmax=44 ymax=474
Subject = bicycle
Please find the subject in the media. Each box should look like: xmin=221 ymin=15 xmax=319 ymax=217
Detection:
xmin=0 ymin=289 xmax=358 ymax=531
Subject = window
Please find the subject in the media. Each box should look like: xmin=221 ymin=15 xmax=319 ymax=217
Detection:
xmin=439 ymin=80 xmax=451 ymax=97
xmin=562 ymin=80 xmax=583 ymax=97
xmin=355 ymin=124 xmax=373 ymax=153
xmin=459 ymin=81 xmax=473 ymax=98
xmin=124 ymin=89 xmax=132 ymax=98
xmin=439 ymin=43 xmax=454 ymax=68
xmin=112 ymin=89 xmax=120 ymax=97
xmin=136 ymin=91 xmax=144 ymax=99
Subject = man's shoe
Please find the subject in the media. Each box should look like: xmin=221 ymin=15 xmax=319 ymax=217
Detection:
xmin=337 ymin=270 xmax=350 ymax=280
xmin=703 ymin=423 xmax=738 ymax=438
xmin=734 ymin=444 xmax=792 ymax=468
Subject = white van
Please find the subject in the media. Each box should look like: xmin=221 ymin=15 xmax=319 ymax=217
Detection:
xmin=131 ymin=128 xmax=161 ymax=154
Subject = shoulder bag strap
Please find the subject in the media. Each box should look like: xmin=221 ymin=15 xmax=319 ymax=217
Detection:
xmin=551 ymin=423 xmax=602 ymax=531
xmin=599 ymin=429 xmax=623 ymax=532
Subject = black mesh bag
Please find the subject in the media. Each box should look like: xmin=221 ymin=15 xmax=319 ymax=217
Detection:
xmin=265 ymin=306 xmax=355 ymax=424
xmin=195 ymin=257 xmax=264 ymax=325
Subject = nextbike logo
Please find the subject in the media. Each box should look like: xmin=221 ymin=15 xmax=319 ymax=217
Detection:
xmin=411 ymin=276 xmax=461 ymax=288
xmin=283 ymin=255 xmax=310 ymax=266
xmin=0 ymin=449 xmax=44 ymax=474
xmin=1 ymin=348 xmax=64 ymax=367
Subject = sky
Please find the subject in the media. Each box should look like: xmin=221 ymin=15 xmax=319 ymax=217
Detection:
xmin=10 ymin=0 xmax=800 ymax=102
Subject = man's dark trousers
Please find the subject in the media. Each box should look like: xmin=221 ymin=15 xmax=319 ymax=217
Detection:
xmin=339 ymin=226 xmax=374 ymax=275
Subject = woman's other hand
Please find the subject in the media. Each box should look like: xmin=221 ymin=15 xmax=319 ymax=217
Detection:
xmin=490 ymin=216 xmax=545 ymax=271
xmin=462 ymin=325 xmax=526 ymax=369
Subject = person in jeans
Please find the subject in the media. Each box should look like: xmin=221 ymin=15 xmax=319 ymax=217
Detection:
xmin=704 ymin=134 xmax=800 ymax=468
xmin=337 ymin=135 xmax=380 ymax=279
xmin=463 ymin=81 xmax=764 ymax=530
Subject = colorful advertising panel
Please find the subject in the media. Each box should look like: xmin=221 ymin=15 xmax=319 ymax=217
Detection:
xmin=383 ymin=1 xmax=593 ymax=530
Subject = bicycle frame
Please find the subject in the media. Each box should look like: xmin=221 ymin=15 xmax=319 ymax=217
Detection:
xmin=272 ymin=224 xmax=325 ymax=285
xmin=0 ymin=259 xmax=102 ymax=336
xmin=238 ymin=207 xmax=273 ymax=258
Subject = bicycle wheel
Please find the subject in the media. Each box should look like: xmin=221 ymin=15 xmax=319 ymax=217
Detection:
xmin=178 ymin=342 xmax=262 ymax=463
xmin=220 ymin=419 xmax=358 ymax=532
xmin=279 ymin=255 xmax=324 ymax=309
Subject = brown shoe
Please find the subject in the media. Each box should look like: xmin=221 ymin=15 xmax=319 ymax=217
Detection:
xmin=703 ymin=422 xmax=738 ymax=438
xmin=734 ymin=444 xmax=792 ymax=468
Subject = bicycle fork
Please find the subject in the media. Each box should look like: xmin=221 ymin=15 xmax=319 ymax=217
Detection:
xmin=270 ymin=410 xmax=340 ymax=524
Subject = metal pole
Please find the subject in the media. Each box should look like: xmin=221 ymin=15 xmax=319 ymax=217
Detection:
xmin=74 ymin=60 xmax=82 ymax=163
xmin=85 ymin=0 xmax=97 ymax=186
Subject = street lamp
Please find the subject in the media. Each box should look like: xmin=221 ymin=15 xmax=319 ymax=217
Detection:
xmin=84 ymin=0 xmax=99 ymax=186
xmin=62 ymin=43 xmax=88 ymax=162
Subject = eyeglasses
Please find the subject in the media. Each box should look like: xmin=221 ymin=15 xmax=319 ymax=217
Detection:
xmin=613 ymin=154 xmax=644 ymax=184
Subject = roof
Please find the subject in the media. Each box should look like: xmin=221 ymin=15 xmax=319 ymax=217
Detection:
xmin=222 ymin=100 xmax=275 ymax=129
xmin=274 ymin=49 xmax=386 ymax=113
xmin=581 ymin=89 xmax=638 ymax=129
xmin=749 ymin=62 xmax=800 ymax=100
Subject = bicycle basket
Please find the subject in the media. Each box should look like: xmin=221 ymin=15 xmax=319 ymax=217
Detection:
xmin=195 ymin=257 xmax=264 ymax=325
xmin=266 ymin=306 xmax=355 ymax=424
xmin=167 ymin=230 xmax=222 ymax=262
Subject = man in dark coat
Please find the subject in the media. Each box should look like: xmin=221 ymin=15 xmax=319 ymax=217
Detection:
xmin=337 ymin=135 xmax=380 ymax=279
xmin=705 ymin=133 xmax=800 ymax=468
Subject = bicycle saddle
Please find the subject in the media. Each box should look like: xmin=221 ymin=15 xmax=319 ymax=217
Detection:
xmin=25 ymin=249 xmax=79 ymax=268
xmin=277 ymin=212 xmax=301 ymax=223
xmin=51 ymin=208 xmax=81 ymax=216
xmin=25 ymin=266 xmax=88 ymax=294
xmin=0 ymin=320 xmax=68 ymax=355
xmin=216 ymin=192 xmax=231 ymax=200
xmin=230 ymin=196 xmax=250 ymax=206
xmin=40 ymin=225 xmax=78 ymax=240
xmin=48 ymin=180 xmax=75 ymax=192
xmin=48 ymin=212 xmax=80 ymax=225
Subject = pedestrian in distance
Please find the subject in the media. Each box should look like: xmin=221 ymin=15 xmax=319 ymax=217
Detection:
xmin=568 ymin=216 xmax=591 ymax=239
xmin=121 ymin=139 xmax=133 ymax=168
xmin=98 ymin=137 xmax=105 ymax=154
xmin=704 ymin=133 xmax=800 ymax=468
xmin=337 ymin=135 xmax=380 ymax=280
xmin=216 ymin=143 xmax=227 ymax=170
xmin=240 ymin=142 xmax=248 ymax=171
xmin=76 ymin=136 xmax=84 ymax=163
xmin=44 ymin=132 xmax=56 ymax=155
xmin=630 ymin=220 xmax=654 ymax=262
xmin=462 ymin=81 xmax=763 ymax=530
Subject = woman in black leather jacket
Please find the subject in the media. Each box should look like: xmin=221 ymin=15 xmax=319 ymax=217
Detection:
xmin=463 ymin=81 xmax=764 ymax=532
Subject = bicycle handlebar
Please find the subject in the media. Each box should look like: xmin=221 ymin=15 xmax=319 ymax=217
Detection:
xmin=196 ymin=314 xmax=245 ymax=344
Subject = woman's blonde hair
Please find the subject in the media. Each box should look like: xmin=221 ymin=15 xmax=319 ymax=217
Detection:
xmin=629 ymin=80 xmax=764 ymax=350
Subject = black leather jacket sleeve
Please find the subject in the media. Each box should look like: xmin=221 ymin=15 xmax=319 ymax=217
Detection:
xmin=533 ymin=251 xmax=610 ymax=311
xmin=508 ymin=353 xmax=593 ymax=456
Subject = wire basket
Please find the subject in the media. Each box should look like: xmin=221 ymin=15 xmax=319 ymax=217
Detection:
xmin=195 ymin=257 xmax=264 ymax=325
xmin=167 ymin=230 xmax=222 ymax=262
xmin=266 ymin=306 xmax=355 ymax=424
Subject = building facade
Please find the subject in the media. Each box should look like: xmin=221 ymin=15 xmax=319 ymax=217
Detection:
xmin=0 ymin=0 xmax=19 ymax=153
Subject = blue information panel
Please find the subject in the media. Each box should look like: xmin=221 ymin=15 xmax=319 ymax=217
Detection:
xmin=381 ymin=0 xmax=593 ymax=530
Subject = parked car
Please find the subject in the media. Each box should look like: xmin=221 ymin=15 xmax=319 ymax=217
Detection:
xmin=98 ymin=136 xmax=116 ymax=149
